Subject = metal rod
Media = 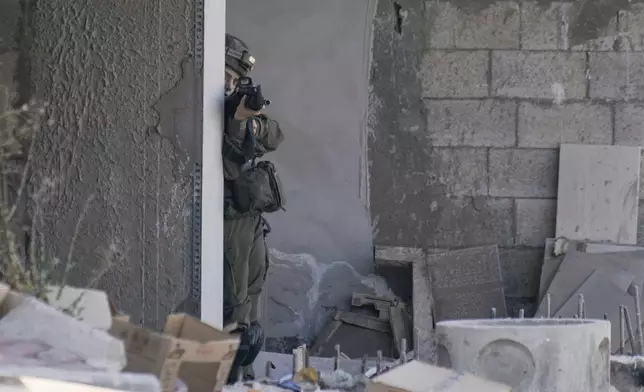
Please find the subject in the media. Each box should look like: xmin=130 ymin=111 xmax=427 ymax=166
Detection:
xmin=376 ymin=350 xmax=383 ymax=375
xmin=577 ymin=294 xmax=585 ymax=319
xmin=400 ymin=338 xmax=408 ymax=363
xmin=265 ymin=361 xmax=274 ymax=378
xmin=603 ymin=313 xmax=608 ymax=320
xmin=304 ymin=344 xmax=310 ymax=369
xmin=546 ymin=293 xmax=552 ymax=318
xmin=518 ymin=309 xmax=525 ymax=319
xmin=624 ymin=307 xmax=638 ymax=354
xmin=361 ymin=354 xmax=368 ymax=374
xmin=620 ymin=305 xmax=626 ymax=355
xmin=490 ymin=307 xmax=497 ymax=318
xmin=334 ymin=344 xmax=341 ymax=370
xmin=634 ymin=285 xmax=644 ymax=355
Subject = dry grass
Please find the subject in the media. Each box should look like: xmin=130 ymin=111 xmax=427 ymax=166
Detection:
xmin=0 ymin=85 xmax=108 ymax=311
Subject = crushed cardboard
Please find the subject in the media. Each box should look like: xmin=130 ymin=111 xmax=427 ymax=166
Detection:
xmin=109 ymin=313 xmax=239 ymax=392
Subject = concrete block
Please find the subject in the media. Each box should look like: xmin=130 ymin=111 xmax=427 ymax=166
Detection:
xmin=518 ymin=102 xmax=612 ymax=148
xmin=437 ymin=319 xmax=611 ymax=392
xmin=426 ymin=1 xmax=519 ymax=49
xmin=426 ymin=197 xmax=515 ymax=248
xmin=564 ymin=2 xmax=619 ymax=51
xmin=491 ymin=51 xmax=587 ymax=99
xmin=428 ymin=148 xmax=488 ymax=197
xmin=556 ymin=144 xmax=641 ymax=244
xmin=515 ymin=199 xmax=557 ymax=247
xmin=374 ymin=245 xmax=425 ymax=266
xmin=618 ymin=4 xmax=644 ymax=51
xmin=428 ymin=246 xmax=507 ymax=321
xmin=421 ymin=50 xmax=488 ymax=98
xmin=590 ymin=52 xmax=644 ymax=100
xmin=426 ymin=99 xmax=516 ymax=147
xmin=616 ymin=103 xmax=644 ymax=147
xmin=498 ymin=248 xmax=543 ymax=299
xmin=520 ymin=1 xmax=561 ymax=50
xmin=489 ymin=149 xmax=558 ymax=198
xmin=521 ymin=2 xmax=618 ymax=51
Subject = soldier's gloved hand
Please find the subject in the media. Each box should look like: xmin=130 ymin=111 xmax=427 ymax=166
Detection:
xmin=234 ymin=96 xmax=262 ymax=121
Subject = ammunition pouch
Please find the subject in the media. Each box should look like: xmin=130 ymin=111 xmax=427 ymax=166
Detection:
xmin=232 ymin=160 xmax=285 ymax=214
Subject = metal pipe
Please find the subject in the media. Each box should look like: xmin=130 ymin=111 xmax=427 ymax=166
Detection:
xmin=624 ymin=307 xmax=637 ymax=354
xmin=361 ymin=354 xmax=368 ymax=374
xmin=400 ymin=338 xmax=408 ymax=363
xmin=546 ymin=293 xmax=552 ymax=318
xmin=634 ymin=285 xmax=644 ymax=355
xmin=518 ymin=309 xmax=525 ymax=319
xmin=334 ymin=344 xmax=341 ymax=370
xmin=413 ymin=328 xmax=419 ymax=360
xmin=619 ymin=305 xmax=626 ymax=355
xmin=490 ymin=307 xmax=497 ymax=318
xmin=376 ymin=350 xmax=383 ymax=375
xmin=577 ymin=294 xmax=585 ymax=319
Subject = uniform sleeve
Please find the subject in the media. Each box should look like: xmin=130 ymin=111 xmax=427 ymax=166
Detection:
xmin=254 ymin=114 xmax=284 ymax=154
xmin=222 ymin=118 xmax=247 ymax=181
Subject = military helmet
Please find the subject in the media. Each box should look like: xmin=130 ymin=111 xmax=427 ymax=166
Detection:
xmin=225 ymin=33 xmax=255 ymax=76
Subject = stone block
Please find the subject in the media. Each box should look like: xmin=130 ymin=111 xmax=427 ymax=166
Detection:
xmin=589 ymin=52 xmax=644 ymax=100
xmin=515 ymin=198 xmax=557 ymax=247
xmin=615 ymin=103 xmax=644 ymax=147
xmin=491 ymin=51 xmax=587 ymax=99
xmin=426 ymin=1 xmax=519 ymax=49
xmin=426 ymin=99 xmax=516 ymax=147
xmin=518 ymin=102 xmax=612 ymax=148
xmin=427 ymin=148 xmax=488 ymax=197
xmin=489 ymin=149 xmax=559 ymax=197
xmin=420 ymin=50 xmax=488 ymax=98
xmin=498 ymin=247 xmax=543 ymax=299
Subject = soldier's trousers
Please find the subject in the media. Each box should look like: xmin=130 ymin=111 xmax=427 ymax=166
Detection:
xmin=223 ymin=214 xmax=269 ymax=327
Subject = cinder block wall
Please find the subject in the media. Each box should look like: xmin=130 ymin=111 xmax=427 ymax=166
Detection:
xmin=369 ymin=0 xmax=644 ymax=314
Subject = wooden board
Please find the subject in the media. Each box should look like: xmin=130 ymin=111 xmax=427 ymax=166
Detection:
xmin=556 ymin=144 xmax=641 ymax=244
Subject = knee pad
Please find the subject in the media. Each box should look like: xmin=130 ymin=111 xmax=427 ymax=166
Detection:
xmin=227 ymin=322 xmax=265 ymax=383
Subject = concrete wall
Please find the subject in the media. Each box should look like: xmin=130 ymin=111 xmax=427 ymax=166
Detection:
xmin=226 ymin=0 xmax=388 ymax=349
xmin=369 ymin=0 xmax=644 ymax=315
xmin=0 ymin=0 xmax=200 ymax=329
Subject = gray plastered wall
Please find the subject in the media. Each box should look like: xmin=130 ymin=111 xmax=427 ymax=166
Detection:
xmin=370 ymin=0 xmax=644 ymax=316
xmin=0 ymin=0 xmax=200 ymax=329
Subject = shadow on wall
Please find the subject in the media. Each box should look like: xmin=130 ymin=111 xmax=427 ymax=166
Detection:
xmin=226 ymin=0 xmax=383 ymax=348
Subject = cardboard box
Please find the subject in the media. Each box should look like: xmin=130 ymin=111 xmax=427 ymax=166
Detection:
xmin=109 ymin=314 xmax=239 ymax=392
xmin=108 ymin=300 xmax=130 ymax=323
xmin=367 ymin=360 xmax=511 ymax=392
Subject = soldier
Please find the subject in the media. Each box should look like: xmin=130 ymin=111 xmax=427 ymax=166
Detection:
xmin=222 ymin=33 xmax=285 ymax=382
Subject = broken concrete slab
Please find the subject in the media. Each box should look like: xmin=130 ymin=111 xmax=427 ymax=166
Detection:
xmin=535 ymin=250 xmax=644 ymax=317
xmin=553 ymin=269 xmax=640 ymax=352
xmin=611 ymin=356 xmax=644 ymax=392
xmin=367 ymin=359 xmax=512 ymax=392
xmin=428 ymin=246 xmax=507 ymax=321
xmin=556 ymin=144 xmax=641 ymax=245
